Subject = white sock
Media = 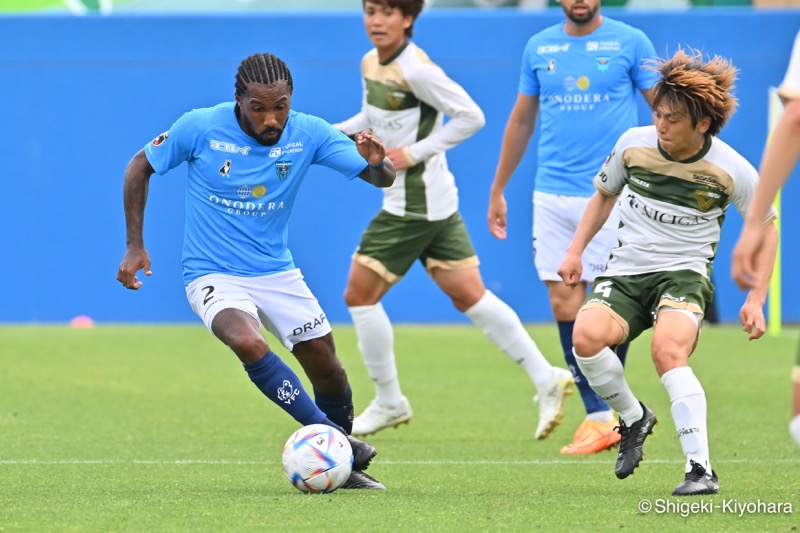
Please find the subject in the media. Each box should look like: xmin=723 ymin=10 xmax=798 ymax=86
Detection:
xmin=348 ymin=304 xmax=403 ymax=407
xmin=791 ymin=414 xmax=800 ymax=446
xmin=575 ymin=347 xmax=643 ymax=425
xmin=661 ymin=366 xmax=710 ymax=473
xmin=464 ymin=290 xmax=554 ymax=390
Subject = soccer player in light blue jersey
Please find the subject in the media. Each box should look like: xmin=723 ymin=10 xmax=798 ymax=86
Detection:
xmin=116 ymin=52 xmax=396 ymax=490
xmin=487 ymin=0 xmax=655 ymax=455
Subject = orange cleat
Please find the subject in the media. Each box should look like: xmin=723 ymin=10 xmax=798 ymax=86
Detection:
xmin=560 ymin=417 xmax=621 ymax=455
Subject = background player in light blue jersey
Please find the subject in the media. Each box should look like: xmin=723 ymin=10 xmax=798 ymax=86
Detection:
xmin=116 ymin=52 xmax=396 ymax=490
xmin=487 ymin=0 xmax=655 ymax=455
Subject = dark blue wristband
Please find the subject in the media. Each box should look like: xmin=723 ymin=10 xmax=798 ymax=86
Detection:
xmin=369 ymin=160 xmax=385 ymax=170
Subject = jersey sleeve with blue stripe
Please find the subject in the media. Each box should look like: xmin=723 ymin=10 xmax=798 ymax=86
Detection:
xmin=144 ymin=103 xmax=368 ymax=284
xmin=519 ymin=18 xmax=656 ymax=197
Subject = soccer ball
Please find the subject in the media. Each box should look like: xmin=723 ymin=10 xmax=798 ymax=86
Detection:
xmin=282 ymin=424 xmax=353 ymax=493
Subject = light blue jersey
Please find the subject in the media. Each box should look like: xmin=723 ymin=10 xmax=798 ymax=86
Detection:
xmin=520 ymin=18 xmax=656 ymax=197
xmin=144 ymin=103 xmax=368 ymax=284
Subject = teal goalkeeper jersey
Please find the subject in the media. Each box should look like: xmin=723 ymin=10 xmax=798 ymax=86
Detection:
xmin=144 ymin=103 xmax=368 ymax=284
xmin=520 ymin=17 xmax=656 ymax=197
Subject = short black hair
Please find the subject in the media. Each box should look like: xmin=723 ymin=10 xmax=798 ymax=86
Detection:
xmin=364 ymin=0 xmax=424 ymax=38
xmin=235 ymin=53 xmax=293 ymax=96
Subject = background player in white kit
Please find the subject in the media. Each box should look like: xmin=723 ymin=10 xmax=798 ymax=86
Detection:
xmin=334 ymin=0 xmax=574 ymax=439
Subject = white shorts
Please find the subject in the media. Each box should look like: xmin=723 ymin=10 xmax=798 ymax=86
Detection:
xmin=185 ymin=269 xmax=332 ymax=351
xmin=533 ymin=191 xmax=620 ymax=282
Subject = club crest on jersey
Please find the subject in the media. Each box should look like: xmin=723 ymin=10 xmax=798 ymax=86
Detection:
xmin=387 ymin=90 xmax=407 ymax=110
xmin=695 ymin=190 xmax=722 ymax=212
xmin=219 ymin=159 xmax=231 ymax=177
xmin=275 ymin=160 xmax=292 ymax=181
xmin=152 ymin=132 xmax=169 ymax=147
xmin=596 ymin=57 xmax=610 ymax=72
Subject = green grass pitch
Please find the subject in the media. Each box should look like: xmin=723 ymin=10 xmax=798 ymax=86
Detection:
xmin=0 ymin=324 xmax=797 ymax=532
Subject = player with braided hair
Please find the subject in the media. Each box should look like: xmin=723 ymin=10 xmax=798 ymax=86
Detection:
xmin=558 ymin=48 xmax=778 ymax=495
xmin=117 ymin=52 xmax=395 ymax=490
xmin=235 ymin=53 xmax=293 ymax=96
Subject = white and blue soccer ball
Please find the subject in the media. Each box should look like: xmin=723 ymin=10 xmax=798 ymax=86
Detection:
xmin=282 ymin=424 xmax=353 ymax=493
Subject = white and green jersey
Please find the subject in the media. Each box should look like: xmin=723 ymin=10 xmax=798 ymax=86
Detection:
xmin=595 ymin=125 xmax=777 ymax=277
xmin=334 ymin=42 xmax=485 ymax=220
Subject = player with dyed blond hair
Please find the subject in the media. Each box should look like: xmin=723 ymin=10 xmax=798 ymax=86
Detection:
xmin=558 ymin=48 xmax=778 ymax=495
